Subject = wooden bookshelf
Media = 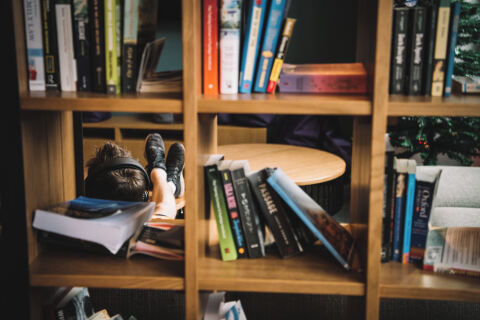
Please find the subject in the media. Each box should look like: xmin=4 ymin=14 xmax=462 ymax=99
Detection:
xmin=389 ymin=95 xmax=480 ymax=116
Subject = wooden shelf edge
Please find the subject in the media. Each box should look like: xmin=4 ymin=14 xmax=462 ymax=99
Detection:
xmin=379 ymin=285 xmax=480 ymax=302
xmin=388 ymin=95 xmax=480 ymax=116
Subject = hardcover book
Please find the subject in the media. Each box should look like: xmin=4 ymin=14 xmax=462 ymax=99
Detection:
xmin=72 ymin=0 xmax=92 ymax=91
xmin=56 ymin=0 xmax=77 ymax=91
xmin=443 ymin=1 xmax=461 ymax=97
xmin=389 ymin=7 xmax=410 ymax=95
xmin=253 ymin=0 xmax=288 ymax=93
xmin=105 ymin=0 xmax=119 ymax=94
xmin=406 ymin=6 xmax=426 ymax=95
xmin=88 ymin=0 xmax=106 ymax=92
xmin=41 ymin=0 xmax=61 ymax=90
xmin=136 ymin=0 xmax=158 ymax=69
xmin=392 ymin=158 xmax=408 ymax=262
xmin=401 ymin=159 xmax=417 ymax=264
xmin=422 ymin=3 xmax=438 ymax=95
xmin=122 ymin=0 xmax=140 ymax=93
xmin=431 ymin=0 xmax=451 ymax=96
xmin=24 ymin=0 xmax=46 ymax=91
xmin=382 ymin=134 xmax=396 ymax=262
xmin=278 ymin=63 xmax=367 ymax=93
xmin=203 ymin=0 xmax=219 ymax=95
xmin=267 ymin=168 xmax=356 ymax=270
xmin=239 ymin=0 xmax=267 ymax=93
xmin=452 ymin=76 xmax=480 ymax=93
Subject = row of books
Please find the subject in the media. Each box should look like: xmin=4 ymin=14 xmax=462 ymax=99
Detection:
xmin=23 ymin=0 xmax=171 ymax=94
xmin=204 ymin=155 xmax=356 ymax=270
xmin=389 ymin=0 xmax=463 ymax=97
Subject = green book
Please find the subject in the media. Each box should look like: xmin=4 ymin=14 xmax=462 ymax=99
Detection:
xmin=105 ymin=0 xmax=119 ymax=94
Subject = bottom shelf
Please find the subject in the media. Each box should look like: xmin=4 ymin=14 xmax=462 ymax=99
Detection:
xmin=29 ymin=247 xmax=184 ymax=290
xmin=380 ymin=262 xmax=480 ymax=302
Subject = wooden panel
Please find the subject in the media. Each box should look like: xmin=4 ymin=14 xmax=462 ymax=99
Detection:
xmin=83 ymin=115 xmax=184 ymax=130
xmin=199 ymin=94 xmax=372 ymax=115
xmin=389 ymin=95 xmax=480 ymax=116
xmin=217 ymin=125 xmax=267 ymax=145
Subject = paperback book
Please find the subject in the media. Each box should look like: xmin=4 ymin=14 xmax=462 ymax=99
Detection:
xmin=56 ymin=0 xmax=77 ymax=91
xmin=390 ymin=7 xmax=409 ymax=95
xmin=41 ymin=0 xmax=60 ymax=90
xmin=24 ymin=0 xmax=46 ymax=91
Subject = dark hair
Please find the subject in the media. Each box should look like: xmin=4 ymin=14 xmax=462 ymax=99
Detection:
xmin=85 ymin=141 xmax=148 ymax=202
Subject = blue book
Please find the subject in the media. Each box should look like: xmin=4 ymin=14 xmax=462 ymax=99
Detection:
xmin=392 ymin=158 xmax=408 ymax=262
xmin=444 ymin=1 xmax=461 ymax=97
xmin=253 ymin=0 xmax=287 ymax=93
xmin=239 ymin=0 xmax=268 ymax=93
xmin=267 ymin=168 xmax=356 ymax=270
xmin=401 ymin=159 xmax=416 ymax=264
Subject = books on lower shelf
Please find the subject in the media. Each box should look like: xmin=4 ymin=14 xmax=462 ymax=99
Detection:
xmin=203 ymin=291 xmax=247 ymax=320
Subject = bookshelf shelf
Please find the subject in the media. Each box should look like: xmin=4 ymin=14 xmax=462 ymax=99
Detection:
xmin=380 ymin=262 xmax=480 ymax=302
xmin=20 ymin=92 xmax=183 ymax=113
xmin=198 ymin=250 xmax=364 ymax=295
xmin=29 ymin=248 xmax=184 ymax=290
xmin=199 ymin=93 xmax=372 ymax=115
xmin=388 ymin=95 xmax=480 ymax=116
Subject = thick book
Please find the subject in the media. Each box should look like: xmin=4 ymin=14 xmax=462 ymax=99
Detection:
xmin=422 ymin=3 xmax=438 ymax=95
xmin=230 ymin=160 xmax=265 ymax=259
xmin=136 ymin=0 xmax=158 ymax=70
xmin=392 ymin=158 xmax=408 ymax=262
xmin=56 ymin=0 xmax=77 ymax=91
xmin=41 ymin=0 xmax=61 ymax=90
xmin=452 ymin=76 xmax=480 ymax=93
xmin=278 ymin=63 xmax=367 ymax=93
xmin=50 ymin=287 xmax=95 ymax=320
xmin=88 ymin=0 xmax=106 ymax=92
xmin=253 ymin=0 xmax=288 ymax=93
xmin=218 ymin=160 xmax=248 ymax=258
xmin=105 ymin=0 xmax=119 ymax=94
xmin=430 ymin=0 xmax=451 ymax=97
xmin=122 ymin=0 xmax=140 ymax=93
xmin=219 ymin=0 xmax=243 ymax=94
xmin=72 ymin=0 xmax=92 ymax=91
xmin=406 ymin=6 xmax=426 ymax=95
xmin=32 ymin=196 xmax=155 ymax=254
xmin=266 ymin=17 xmax=296 ymax=93
xmin=205 ymin=160 xmax=238 ymax=261
xmin=202 ymin=0 xmax=219 ymax=95
xmin=247 ymin=168 xmax=304 ymax=258
xmin=389 ymin=7 xmax=410 ymax=95
xmin=133 ymin=222 xmax=185 ymax=260
xmin=443 ymin=1 xmax=461 ymax=97
xmin=238 ymin=0 xmax=267 ymax=93
xmin=381 ymin=134 xmax=396 ymax=262
xmin=267 ymin=168 xmax=356 ymax=270
xmin=24 ymin=0 xmax=46 ymax=91
xmin=401 ymin=159 xmax=417 ymax=264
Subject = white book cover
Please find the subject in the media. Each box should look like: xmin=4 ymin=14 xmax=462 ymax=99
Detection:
xmin=23 ymin=0 xmax=46 ymax=91
xmin=56 ymin=3 xmax=77 ymax=91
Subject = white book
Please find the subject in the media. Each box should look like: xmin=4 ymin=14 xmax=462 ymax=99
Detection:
xmin=23 ymin=0 xmax=46 ymax=91
xmin=56 ymin=2 xmax=77 ymax=91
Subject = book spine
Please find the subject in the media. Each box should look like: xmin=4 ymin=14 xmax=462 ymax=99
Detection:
xmin=136 ymin=0 xmax=158 ymax=68
xmin=389 ymin=7 xmax=409 ymax=95
xmin=401 ymin=161 xmax=416 ymax=264
xmin=238 ymin=0 xmax=267 ymax=93
xmin=381 ymin=149 xmax=395 ymax=262
xmin=409 ymin=180 xmax=435 ymax=263
xmin=72 ymin=0 xmax=92 ymax=91
xmin=105 ymin=0 xmax=118 ymax=94
xmin=219 ymin=0 xmax=242 ymax=94
xmin=121 ymin=0 xmax=139 ymax=93
xmin=55 ymin=0 xmax=77 ymax=91
xmin=88 ymin=0 xmax=106 ymax=92
xmin=253 ymin=0 xmax=287 ymax=93
xmin=266 ymin=17 xmax=295 ymax=93
xmin=423 ymin=228 xmax=446 ymax=271
xmin=431 ymin=0 xmax=451 ymax=97
xmin=392 ymin=159 xmax=407 ymax=262
xmin=422 ymin=4 xmax=438 ymax=95
xmin=24 ymin=0 xmax=47 ymax=91
xmin=41 ymin=0 xmax=61 ymax=90
xmin=231 ymin=167 xmax=265 ymax=259
xmin=406 ymin=7 xmax=426 ymax=95
xmin=220 ymin=169 xmax=248 ymax=258
xmin=202 ymin=0 xmax=218 ymax=95
xmin=115 ymin=0 xmax=122 ymax=93
xmin=278 ymin=74 xmax=367 ymax=93
xmin=443 ymin=2 xmax=461 ymax=97
xmin=205 ymin=165 xmax=238 ymax=261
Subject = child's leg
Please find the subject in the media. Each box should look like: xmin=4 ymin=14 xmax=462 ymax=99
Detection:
xmin=150 ymin=168 xmax=177 ymax=219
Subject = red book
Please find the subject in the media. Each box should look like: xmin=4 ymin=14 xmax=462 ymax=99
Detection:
xmin=278 ymin=63 xmax=367 ymax=93
xmin=203 ymin=0 xmax=218 ymax=95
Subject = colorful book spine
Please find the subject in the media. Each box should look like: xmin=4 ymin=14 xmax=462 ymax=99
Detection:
xmin=219 ymin=0 xmax=243 ymax=94
xmin=278 ymin=72 xmax=367 ymax=93
xmin=266 ymin=17 xmax=295 ymax=93
xmin=24 ymin=0 xmax=46 ymax=91
xmin=88 ymin=0 xmax=106 ymax=92
xmin=238 ymin=0 xmax=267 ymax=93
xmin=401 ymin=159 xmax=416 ymax=264
xmin=55 ymin=0 xmax=77 ymax=91
xmin=202 ymin=0 xmax=218 ymax=95
xmin=122 ymin=0 xmax=140 ymax=93
xmin=443 ymin=1 xmax=461 ymax=97
xmin=406 ymin=6 xmax=426 ymax=95
xmin=205 ymin=164 xmax=238 ymax=261
xmin=105 ymin=0 xmax=119 ymax=94
xmin=422 ymin=4 xmax=438 ymax=96
xmin=431 ymin=0 xmax=451 ymax=97
xmin=452 ymin=76 xmax=480 ymax=93
xmin=389 ymin=7 xmax=410 ymax=94
xmin=72 ymin=0 xmax=92 ymax=91
xmin=253 ymin=0 xmax=287 ymax=93
xmin=41 ymin=0 xmax=60 ymax=90
xmin=392 ymin=158 xmax=407 ymax=262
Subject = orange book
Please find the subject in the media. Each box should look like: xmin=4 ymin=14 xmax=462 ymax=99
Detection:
xmin=203 ymin=0 xmax=218 ymax=95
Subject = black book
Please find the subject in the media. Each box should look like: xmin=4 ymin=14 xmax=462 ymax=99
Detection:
xmin=381 ymin=136 xmax=396 ymax=262
xmin=88 ymin=0 xmax=106 ymax=92
xmin=72 ymin=0 xmax=92 ymax=91
xmin=422 ymin=3 xmax=438 ymax=95
xmin=247 ymin=168 xmax=304 ymax=258
xmin=406 ymin=6 xmax=427 ymax=95
xmin=230 ymin=161 xmax=265 ymax=259
xmin=41 ymin=0 xmax=61 ymax=90
xmin=389 ymin=7 xmax=410 ymax=95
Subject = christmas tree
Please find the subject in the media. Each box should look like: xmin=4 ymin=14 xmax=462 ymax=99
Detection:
xmin=454 ymin=0 xmax=480 ymax=78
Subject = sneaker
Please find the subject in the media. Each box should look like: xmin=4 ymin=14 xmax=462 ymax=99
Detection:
xmin=144 ymin=133 xmax=166 ymax=175
xmin=166 ymin=142 xmax=185 ymax=197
